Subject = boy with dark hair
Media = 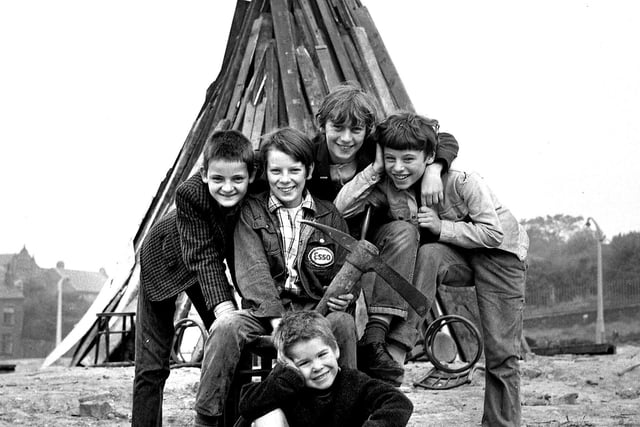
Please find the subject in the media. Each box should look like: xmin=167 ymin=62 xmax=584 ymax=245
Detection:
xmin=193 ymin=127 xmax=358 ymax=427
xmin=237 ymin=310 xmax=413 ymax=427
xmin=309 ymin=83 xmax=460 ymax=385
xmin=133 ymin=130 xmax=255 ymax=426
xmin=335 ymin=112 xmax=529 ymax=426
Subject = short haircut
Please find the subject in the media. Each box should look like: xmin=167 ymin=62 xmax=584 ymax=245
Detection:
xmin=259 ymin=127 xmax=314 ymax=171
xmin=274 ymin=311 xmax=338 ymax=358
xmin=375 ymin=111 xmax=439 ymax=157
xmin=201 ymin=130 xmax=255 ymax=176
xmin=315 ymin=82 xmax=379 ymax=138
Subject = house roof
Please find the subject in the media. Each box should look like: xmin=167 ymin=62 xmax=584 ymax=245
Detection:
xmin=59 ymin=268 xmax=108 ymax=294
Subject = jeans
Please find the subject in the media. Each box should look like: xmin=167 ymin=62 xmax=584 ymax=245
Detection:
xmin=361 ymin=220 xmax=420 ymax=349
xmin=132 ymin=283 xmax=214 ymax=427
xmin=412 ymin=243 xmax=526 ymax=427
xmin=194 ymin=308 xmax=357 ymax=417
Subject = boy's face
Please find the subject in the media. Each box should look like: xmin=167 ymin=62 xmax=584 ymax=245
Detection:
xmin=266 ymin=149 xmax=313 ymax=208
xmin=383 ymin=147 xmax=434 ymax=190
xmin=288 ymin=337 xmax=340 ymax=390
xmin=324 ymin=120 xmax=366 ymax=164
xmin=201 ymin=159 xmax=253 ymax=208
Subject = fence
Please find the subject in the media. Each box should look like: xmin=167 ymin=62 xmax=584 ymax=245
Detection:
xmin=525 ymin=279 xmax=640 ymax=318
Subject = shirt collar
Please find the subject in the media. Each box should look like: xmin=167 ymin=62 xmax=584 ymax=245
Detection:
xmin=268 ymin=190 xmax=316 ymax=213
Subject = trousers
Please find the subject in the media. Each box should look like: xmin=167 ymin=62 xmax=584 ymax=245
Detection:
xmin=412 ymin=242 xmax=526 ymax=427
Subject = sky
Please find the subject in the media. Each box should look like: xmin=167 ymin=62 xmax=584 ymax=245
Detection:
xmin=1 ymin=1 xmax=639 ymax=273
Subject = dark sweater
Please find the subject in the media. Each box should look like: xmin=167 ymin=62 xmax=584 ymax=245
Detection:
xmin=238 ymin=365 xmax=413 ymax=427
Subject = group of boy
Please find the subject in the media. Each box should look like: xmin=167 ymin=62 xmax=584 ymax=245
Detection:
xmin=132 ymin=83 xmax=528 ymax=427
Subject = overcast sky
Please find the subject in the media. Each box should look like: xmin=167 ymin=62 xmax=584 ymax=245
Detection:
xmin=1 ymin=1 xmax=639 ymax=273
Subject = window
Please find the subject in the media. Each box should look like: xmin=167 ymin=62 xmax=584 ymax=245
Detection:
xmin=1 ymin=334 xmax=12 ymax=355
xmin=3 ymin=307 xmax=15 ymax=326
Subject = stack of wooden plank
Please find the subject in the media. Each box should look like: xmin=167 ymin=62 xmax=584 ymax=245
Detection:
xmin=59 ymin=0 xmax=417 ymax=367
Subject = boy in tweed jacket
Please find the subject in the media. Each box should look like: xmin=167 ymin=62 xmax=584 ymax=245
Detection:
xmin=132 ymin=130 xmax=255 ymax=427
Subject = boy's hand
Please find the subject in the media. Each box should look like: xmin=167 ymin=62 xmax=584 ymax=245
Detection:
xmin=421 ymin=162 xmax=444 ymax=206
xmin=372 ymin=143 xmax=385 ymax=175
xmin=327 ymin=293 xmax=354 ymax=312
xmin=276 ymin=349 xmax=300 ymax=372
xmin=417 ymin=206 xmax=442 ymax=235
xmin=270 ymin=317 xmax=282 ymax=336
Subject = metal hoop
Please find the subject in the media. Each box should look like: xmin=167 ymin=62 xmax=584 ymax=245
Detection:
xmin=171 ymin=317 xmax=208 ymax=366
xmin=423 ymin=314 xmax=483 ymax=373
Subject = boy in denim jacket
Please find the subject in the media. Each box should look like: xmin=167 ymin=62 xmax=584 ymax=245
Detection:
xmin=335 ymin=112 xmax=529 ymax=427
xmin=237 ymin=311 xmax=413 ymax=427
xmin=194 ymin=128 xmax=358 ymax=427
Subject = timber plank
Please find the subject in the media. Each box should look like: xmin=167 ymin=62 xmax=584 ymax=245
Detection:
xmin=314 ymin=0 xmax=358 ymax=83
xmin=295 ymin=46 xmax=327 ymax=115
xmin=340 ymin=32 xmax=381 ymax=112
xmin=241 ymin=102 xmax=256 ymax=141
xmin=226 ymin=15 xmax=263 ymax=121
xmin=264 ymin=42 xmax=279 ymax=133
xmin=251 ymin=98 xmax=267 ymax=150
xmin=349 ymin=5 xmax=414 ymax=111
xmin=270 ymin=0 xmax=307 ymax=130
xmin=350 ymin=26 xmax=396 ymax=115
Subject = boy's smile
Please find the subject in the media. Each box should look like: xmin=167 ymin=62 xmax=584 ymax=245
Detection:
xmin=289 ymin=337 xmax=340 ymax=390
xmin=266 ymin=149 xmax=313 ymax=208
xmin=324 ymin=121 xmax=366 ymax=164
xmin=383 ymin=147 xmax=432 ymax=190
xmin=201 ymin=159 xmax=253 ymax=208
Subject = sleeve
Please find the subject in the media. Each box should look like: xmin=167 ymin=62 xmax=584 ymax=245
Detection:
xmin=175 ymin=179 xmax=234 ymax=310
xmin=434 ymin=132 xmax=459 ymax=172
xmin=234 ymin=207 xmax=287 ymax=318
xmin=333 ymin=165 xmax=387 ymax=218
xmin=360 ymin=376 xmax=414 ymax=427
xmin=238 ymin=364 xmax=304 ymax=421
xmin=438 ymin=172 xmax=504 ymax=249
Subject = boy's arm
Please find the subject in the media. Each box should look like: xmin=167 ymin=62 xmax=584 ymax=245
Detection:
xmin=421 ymin=132 xmax=459 ymax=206
xmin=175 ymin=177 xmax=235 ymax=312
xmin=238 ymin=364 xmax=304 ymax=421
xmin=360 ymin=377 xmax=414 ymax=427
xmin=427 ymin=172 xmax=504 ymax=249
xmin=234 ymin=209 xmax=287 ymax=318
xmin=333 ymin=165 xmax=386 ymax=218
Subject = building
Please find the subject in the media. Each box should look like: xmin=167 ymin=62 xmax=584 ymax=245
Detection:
xmin=0 ymin=247 xmax=108 ymax=359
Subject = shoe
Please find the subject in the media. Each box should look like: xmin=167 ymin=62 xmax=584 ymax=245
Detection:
xmin=358 ymin=341 xmax=404 ymax=386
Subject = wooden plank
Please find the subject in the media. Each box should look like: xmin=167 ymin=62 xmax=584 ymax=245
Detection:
xmin=349 ymin=4 xmax=414 ymax=111
xmin=314 ymin=0 xmax=358 ymax=82
xmin=254 ymin=13 xmax=274 ymax=75
xmin=295 ymin=46 xmax=327 ymax=115
xmin=293 ymin=7 xmax=318 ymax=63
xmin=270 ymin=0 xmax=306 ymax=130
xmin=340 ymin=32 xmax=382 ymax=112
xmin=251 ymin=98 xmax=267 ymax=150
xmin=264 ymin=42 xmax=279 ymax=133
xmin=232 ymin=52 xmax=267 ymax=130
xmin=350 ymin=26 xmax=396 ymax=115
xmin=241 ymin=102 xmax=256 ymax=140
xmin=296 ymin=0 xmax=328 ymax=46
xmin=226 ymin=15 xmax=264 ymax=121
xmin=531 ymin=343 xmax=617 ymax=356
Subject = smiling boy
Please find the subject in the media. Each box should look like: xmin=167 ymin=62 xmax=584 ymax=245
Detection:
xmin=133 ymin=130 xmax=255 ymax=427
xmin=335 ymin=112 xmax=529 ymax=426
xmin=193 ymin=127 xmax=358 ymax=427
xmin=237 ymin=311 xmax=413 ymax=427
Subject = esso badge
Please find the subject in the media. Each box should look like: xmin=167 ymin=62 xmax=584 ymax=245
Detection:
xmin=308 ymin=246 xmax=334 ymax=267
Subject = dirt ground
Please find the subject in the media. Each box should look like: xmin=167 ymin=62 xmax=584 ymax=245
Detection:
xmin=1 ymin=344 xmax=640 ymax=427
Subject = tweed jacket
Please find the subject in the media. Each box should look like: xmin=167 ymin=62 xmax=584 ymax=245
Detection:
xmin=139 ymin=174 xmax=238 ymax=309
xmin=233 ymin=191 xmax=349 ymax=318
xmin=238 ymin=365 xmax=413 ymax=427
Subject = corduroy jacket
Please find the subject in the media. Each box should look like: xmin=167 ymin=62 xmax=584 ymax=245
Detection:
xmin=139 ymin=174 xmax=238 ymax=309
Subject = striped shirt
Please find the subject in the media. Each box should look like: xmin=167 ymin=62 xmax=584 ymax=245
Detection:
xmin=268 ymin=191 xmax=315 ymax=296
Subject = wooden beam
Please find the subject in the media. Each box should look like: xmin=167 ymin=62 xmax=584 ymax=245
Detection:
xmin=350 ymin=27 xmax=396 ymax=115
xmin=264 ymin=42 xmax=279 ymax=133
xmin=314 ymin=0 xmax=358 ymax=83
xmin=270 ymin=0 xmax=307 ymax=130
xmin=295 ymin=46 xmax=327 ymax=116
xmin=251 ymin=98 xmax=267 ymax=150
xmin=347 ymin=3 xmax=414 ymax=111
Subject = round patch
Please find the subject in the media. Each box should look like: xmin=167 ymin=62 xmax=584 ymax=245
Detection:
xmin=308 ymin=246 xmax=335 ymax=267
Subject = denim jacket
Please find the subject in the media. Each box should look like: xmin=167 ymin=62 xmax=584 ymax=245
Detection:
xmin=335 ymin=166 xmax=529 ymax=261
xmin=234 ymin=191 xmax=349 ymax=318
